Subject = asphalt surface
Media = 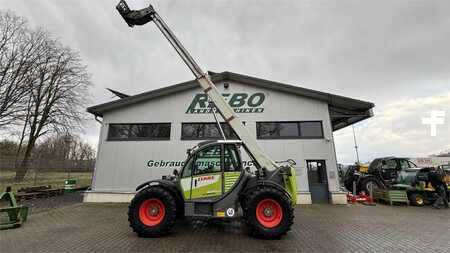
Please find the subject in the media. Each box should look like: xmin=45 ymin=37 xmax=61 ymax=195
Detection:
xmin=1 ymin=200 xmax=449 ymax=252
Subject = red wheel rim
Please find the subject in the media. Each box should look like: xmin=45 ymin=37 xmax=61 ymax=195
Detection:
xmin=139 ymin=198 xmax=165 ymax=226
xmin=255 ymin=198 xmax=283 ymax=228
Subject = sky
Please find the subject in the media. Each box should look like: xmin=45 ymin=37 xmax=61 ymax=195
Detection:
xmin=1 ymin=0 xmax=449 ymax=164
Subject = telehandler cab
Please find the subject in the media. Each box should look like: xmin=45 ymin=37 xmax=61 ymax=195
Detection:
xmin=115 ymin=1 xmax=297 ymax=238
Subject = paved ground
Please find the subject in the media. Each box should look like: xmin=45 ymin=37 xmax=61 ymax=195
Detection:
xmin=19 ymin=192 xmax=83 ymax=214
xmin=1 ymin=200 xmax=449 ymax=253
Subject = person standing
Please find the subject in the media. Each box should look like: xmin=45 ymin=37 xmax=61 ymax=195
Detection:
xmin=428 ymin=168 xmax=449 ymax=209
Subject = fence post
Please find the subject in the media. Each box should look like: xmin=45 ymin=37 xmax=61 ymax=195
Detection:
xmin=66 ymin=160 xmax=70 ymax=180
xmin=33 ymin=159 xmax=38 ymax=186
xmin=69 ymin=160 xmax=72 ymax=179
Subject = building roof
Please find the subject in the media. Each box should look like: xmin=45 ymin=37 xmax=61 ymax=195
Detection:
xmin=87 ymin=71 xmax=375 ymax=131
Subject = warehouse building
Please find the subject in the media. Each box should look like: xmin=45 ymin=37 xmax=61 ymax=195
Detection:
xmin=85 ymin=71 xmax=374 ymax=204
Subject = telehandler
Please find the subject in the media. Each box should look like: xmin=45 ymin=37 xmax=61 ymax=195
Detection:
xmin=115 ymin=1 xmax=297 ymax=238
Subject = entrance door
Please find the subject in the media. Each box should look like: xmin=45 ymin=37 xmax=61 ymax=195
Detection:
xmin=307 ymin=160 xmax=329 ymax=204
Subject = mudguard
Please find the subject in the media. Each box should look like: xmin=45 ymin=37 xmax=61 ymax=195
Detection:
xmin=241 ymin=178 xmax=294 ymax=205
xmin=136 ymin=179 xmax=178 ymax=192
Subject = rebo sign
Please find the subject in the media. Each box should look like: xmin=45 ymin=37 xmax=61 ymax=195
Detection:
xmin=186 ymin=93 xmax=265 ymax=114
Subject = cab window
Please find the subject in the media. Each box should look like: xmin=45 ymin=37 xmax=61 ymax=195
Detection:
xmin=399 ymin=160 xmax=409 ymax=170
xmin=382 ymin=160 xmax=397 ymax=170
xmin=224 ymin=145 xmax=241 ymax=172
xmin=182 ymin=157 xmax=194 ymax=178
xmin=408 ymin=161 xmax=417 ymax=168
xmin=194 ymin=145 xmax=221 ymax=175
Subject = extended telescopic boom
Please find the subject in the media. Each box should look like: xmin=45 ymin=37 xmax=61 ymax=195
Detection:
xmin=116 ymin=1 xmax=277 ymax=172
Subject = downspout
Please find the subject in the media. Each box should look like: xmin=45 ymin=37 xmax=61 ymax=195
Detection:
xmin=90 ymin=115 xmax=103 ymax=193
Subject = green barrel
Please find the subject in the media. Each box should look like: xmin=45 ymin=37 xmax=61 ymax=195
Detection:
xmin=64 ymin=179 xmax=77 ymax=192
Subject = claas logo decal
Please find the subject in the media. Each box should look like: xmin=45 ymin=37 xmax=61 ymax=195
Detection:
xmin=186 ymin=93 xmax=265 ymax=114
xmin=198 ymin=175 xmax=214 ymax=182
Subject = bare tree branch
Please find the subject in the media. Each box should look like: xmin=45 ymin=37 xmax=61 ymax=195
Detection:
xmin=0 ymin=11 xmax=92 ymax=180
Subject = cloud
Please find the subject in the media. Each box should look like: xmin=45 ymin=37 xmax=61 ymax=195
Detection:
xmin=335 ymin=92 xmax=450 ymax=164
xmin=1 ymin=0 xmax=449 ymax=159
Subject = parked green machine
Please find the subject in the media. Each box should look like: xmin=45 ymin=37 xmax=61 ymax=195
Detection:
xmin=344 ymin=157 xmax=450 ymax=206
xmin=344 ymin=157 xmax=421 ymax=194
xmin=392 ymin=165 xmax=450 ymax=206
xmin=0 ymin=187 xmax=28 ymax=230
xmin=115 ymin=1 xmax=297 ymax=238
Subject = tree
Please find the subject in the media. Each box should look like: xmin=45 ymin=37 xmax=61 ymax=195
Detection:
xmin=0 ymin=11 xmax=92 ymax=181
xmin=0 ymin=11 xmax=44 ymax=128
xmin=35 ymin=134 xmax=95 ymax=161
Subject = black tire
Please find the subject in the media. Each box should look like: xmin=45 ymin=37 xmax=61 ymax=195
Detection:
xmin=243 ymin=187 xmax=294 ymax=239
xmin=359 ymin=177 xmax=382 ymax=194
xmin=409 ymin=192 xmax=426 ymax=207
xmin=128 ymin=186 xmax=177 ymax=237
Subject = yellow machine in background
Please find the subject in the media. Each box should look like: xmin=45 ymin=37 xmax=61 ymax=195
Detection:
xmin=356 ymin=163 xmax=370 ymax=174
xmin=439 ymin=164 xmax=450 ymax=187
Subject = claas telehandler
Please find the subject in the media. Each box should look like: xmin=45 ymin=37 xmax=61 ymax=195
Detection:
xmin=115 ymin=1 xmax=297 ymax=238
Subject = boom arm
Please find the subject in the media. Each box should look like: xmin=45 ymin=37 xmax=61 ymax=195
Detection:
xmin=116 ymin=1 xmax=277 ymax=172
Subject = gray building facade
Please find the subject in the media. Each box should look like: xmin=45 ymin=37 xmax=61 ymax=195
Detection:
xmin=85 ymin=72 xmax=374 ymax=204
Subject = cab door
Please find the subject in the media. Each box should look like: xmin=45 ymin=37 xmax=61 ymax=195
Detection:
xmin=179 ymin=143 xmax=244 ymax=201
xmin=180 ymin=144 xmax=223 ymax=201
xmin=223 ymin=144 xmax=243 ymax=194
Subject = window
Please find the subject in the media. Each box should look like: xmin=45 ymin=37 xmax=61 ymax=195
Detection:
xmin=194 ymin=145 xmax=222 ymax=175
xmin=182 ymin=157 xmax=194 ymax=178
xmin=299 ymin=122 xmax=323 ymax=138
xmin=256 ymin=121 xmax=323 ymax=139
xmin=181 ymin=123 xmax=238 ymax=140
xmin=224 ymin=145 xmax=241 ymax=172
xmin=257 ymin=122 xmax=299 ymax=138
xmin=400 ymin=159 xmax=409 ymax=170
xmin=408 ymin=161 xmax=417 ymax=168
xmin=107 ymin=123 xmax=171 ymax=141
xmin=382 ymin=160 xmax=397 ymax=170
xmin=307 ymin=161 xmax=327 ymax=184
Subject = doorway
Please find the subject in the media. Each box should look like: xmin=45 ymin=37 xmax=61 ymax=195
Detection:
xmin=307 ymin=160 xmax=329 ymax=204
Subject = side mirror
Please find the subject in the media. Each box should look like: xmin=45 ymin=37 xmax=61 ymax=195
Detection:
xmin=173 ymin=169 xmax=179 ymax=176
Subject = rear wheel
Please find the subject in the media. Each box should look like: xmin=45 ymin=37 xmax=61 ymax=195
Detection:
xmin=409 ymin=193 xmax=426 ymax=206
xmin=128 ymin=187 xmax=177 ymax=237
xmin=243 ymin=187 xmax=294 ymax=238
xmin=359 ymin=177 xmax=382 ymax=194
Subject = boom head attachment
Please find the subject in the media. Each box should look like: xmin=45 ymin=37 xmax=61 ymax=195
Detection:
xmin=116 ymin=0 xmax=155 ymax=27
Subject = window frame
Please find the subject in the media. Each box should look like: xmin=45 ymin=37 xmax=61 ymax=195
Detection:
xmin=256 ymin=121 xmax=324 ymax=140
xmin=107 ymin=123 xmax=171 ymax=141
xmin=224 ymin=144 xmax=243 ymax=172
xmin=180 ymin=122 xmax=239 ymax=140
xmin=192 ymin=144 xmax=222 ymax=176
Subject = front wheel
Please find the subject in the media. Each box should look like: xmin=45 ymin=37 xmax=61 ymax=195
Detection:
xmin=243 ymin=187 xmax=294 ymax=238
xmin=409 ymin=192 xmax=426 ymax=206
xmin=128 ymin=187 xmax=177 ymax=237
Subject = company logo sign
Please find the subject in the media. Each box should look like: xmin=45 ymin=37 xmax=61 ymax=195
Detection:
xmin=186 ymin=93 xmax=265 ymax=114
